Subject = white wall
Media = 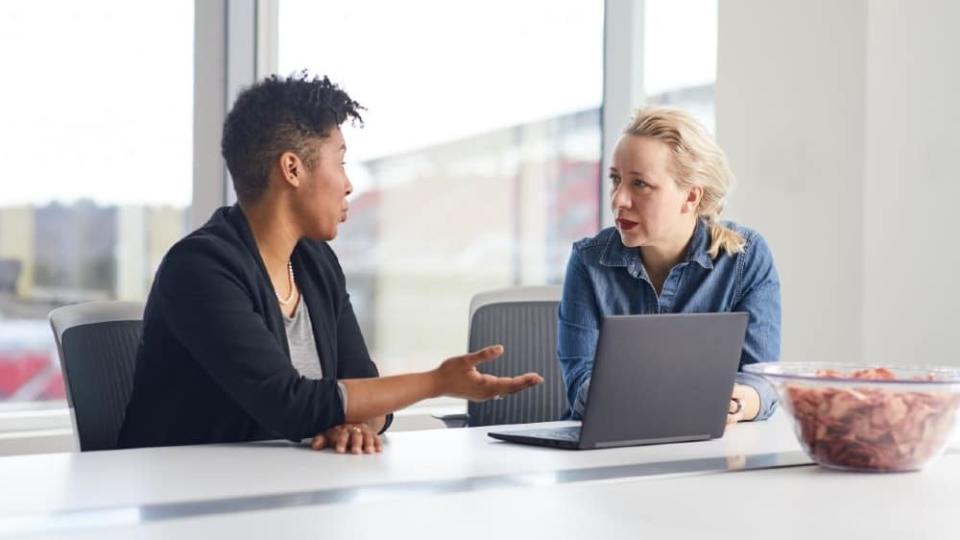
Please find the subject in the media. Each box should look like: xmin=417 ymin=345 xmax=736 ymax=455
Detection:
xmin=717 ymin=0 xmax=960 ymax=366
xmin=862 ymin=0 xmax=960 ymax=365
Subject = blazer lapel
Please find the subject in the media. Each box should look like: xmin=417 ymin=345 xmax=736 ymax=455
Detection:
xmin=225 ymin=204 xmax=290 ymax=357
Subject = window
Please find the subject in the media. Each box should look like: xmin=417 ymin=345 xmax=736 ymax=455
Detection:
xmin=644 ymin=0 xmax=717 ymax=132
xmin=0 ymin=1 xmax=194 ymax=409
xmin=278 ymin=0 xmax=604 ymax=375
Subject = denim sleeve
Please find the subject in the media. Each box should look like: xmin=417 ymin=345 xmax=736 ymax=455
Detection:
xmin=557 ymin=247 xmax=601 ymax=420
xmin=732 ymin=232 xmax=782 ymax=421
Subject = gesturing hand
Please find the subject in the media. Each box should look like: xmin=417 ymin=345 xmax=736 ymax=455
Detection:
xmin=311 ymin=422 xmax=382 ymax=454
xmin=433 ymin=345 xmax=543 ymax=401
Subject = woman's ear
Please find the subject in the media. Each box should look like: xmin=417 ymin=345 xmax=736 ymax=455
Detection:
xmin=682 ymin=185 xmax=703 ymax=214
xmin=278 ymin=152 xmax=303 ymax=188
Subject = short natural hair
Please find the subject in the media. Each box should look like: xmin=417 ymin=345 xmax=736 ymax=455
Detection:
xmin=221 ymin=71 xmax=364 ymax=203
xmin=624 ymin=106 xmax=744 ymax=258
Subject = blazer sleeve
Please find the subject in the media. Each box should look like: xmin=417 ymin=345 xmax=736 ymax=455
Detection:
xmin=157 ymin=239 xmax=346 ymax=441
xmin=326 ymin=245 xmax=393 ymax=433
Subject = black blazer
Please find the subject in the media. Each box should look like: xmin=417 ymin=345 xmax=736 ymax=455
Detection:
xmin=118 ymin=205 xmax=390 ymax=448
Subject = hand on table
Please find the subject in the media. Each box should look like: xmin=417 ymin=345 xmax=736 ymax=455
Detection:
xmin=311 ymin=422 xmax=382 ymax=454
xmin=725 ymin=383 xmax=760 ymax=431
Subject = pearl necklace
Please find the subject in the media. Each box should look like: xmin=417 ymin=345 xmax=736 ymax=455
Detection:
xmin=276 ymin=260 xmax=297 ymax=305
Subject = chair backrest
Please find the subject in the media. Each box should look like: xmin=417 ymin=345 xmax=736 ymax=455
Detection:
xmin=466 ymin=286 xmax=566 ymax=427
xmin=49 ymin=301 xmax=144 ymax=451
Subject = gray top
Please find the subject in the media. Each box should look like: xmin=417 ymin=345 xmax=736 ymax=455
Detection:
xmin=284 ymin=299 xmax=324 ymax=379
xmin=284 ymin=297 xmax=348 ymax=414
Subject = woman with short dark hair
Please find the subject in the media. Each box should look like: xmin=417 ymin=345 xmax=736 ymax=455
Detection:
xmin=118 ymin=73 xmax=542 ymax=452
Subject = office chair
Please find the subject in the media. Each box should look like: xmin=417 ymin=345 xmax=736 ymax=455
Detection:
xmin=49 ymin=301 xmax=144 ymax=451
xmin=437 ymin=286 xmax=567 ymax=428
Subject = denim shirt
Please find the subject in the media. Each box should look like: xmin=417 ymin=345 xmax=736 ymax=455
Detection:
xmin=558 ymin=218 xmax=781 ymax=421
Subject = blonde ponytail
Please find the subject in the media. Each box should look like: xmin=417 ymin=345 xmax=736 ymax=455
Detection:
xmin=705 ymin=217 xmax=745 ymax=259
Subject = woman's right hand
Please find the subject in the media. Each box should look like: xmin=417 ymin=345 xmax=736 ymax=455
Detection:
xmin=431 ymin=345 xmax=543 ymax=401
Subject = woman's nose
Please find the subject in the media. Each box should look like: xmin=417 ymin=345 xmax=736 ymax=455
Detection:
xmin=611 ymin=185 xmax=630 ymax=209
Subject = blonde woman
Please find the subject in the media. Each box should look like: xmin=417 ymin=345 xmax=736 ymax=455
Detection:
xmin=558 ymin=107 xmax=780 ymax=426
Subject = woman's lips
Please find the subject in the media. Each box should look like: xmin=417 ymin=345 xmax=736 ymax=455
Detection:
xmin=617 ymin=218 xmax=638 ymax=231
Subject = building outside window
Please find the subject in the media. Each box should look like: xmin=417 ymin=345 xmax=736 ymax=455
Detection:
xmin=0 ymin=1 xmax=194 ymax=409
xmin=278 ymin=0 xmax=605 ymax=375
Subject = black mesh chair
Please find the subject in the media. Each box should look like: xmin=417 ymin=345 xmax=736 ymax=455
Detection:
xmin=49 ymin=301 xmax=144 ymax=451
xmin=438 ymin=286 xmax=566 ymax=428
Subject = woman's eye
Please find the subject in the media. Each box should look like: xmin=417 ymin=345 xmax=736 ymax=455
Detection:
xmin=633 ymin=179 xmax=648 ymax=188
xmin=609 ymin=175 xmax=620 ymax=186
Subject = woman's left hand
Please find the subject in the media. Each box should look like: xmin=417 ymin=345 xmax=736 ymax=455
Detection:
xmin=311 ymin=422 xmax=383 ymax=454
xmin=725 ymin=383 xmax=761 ymax=429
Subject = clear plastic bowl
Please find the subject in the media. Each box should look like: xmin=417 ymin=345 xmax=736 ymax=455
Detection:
xmin=743 ymin=363 xmax=960 ymax=472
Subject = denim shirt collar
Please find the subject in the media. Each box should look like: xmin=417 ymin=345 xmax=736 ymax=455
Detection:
xmin=599 ymin=218 xmax=714 ymax=276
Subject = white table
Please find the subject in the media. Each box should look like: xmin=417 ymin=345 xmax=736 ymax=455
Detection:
xmin=1 ymin=413 xmax=957 ymax=539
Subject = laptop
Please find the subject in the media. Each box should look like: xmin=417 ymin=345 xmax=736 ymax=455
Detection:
xmin=487 ymin=312 xmax=749 ymax=450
